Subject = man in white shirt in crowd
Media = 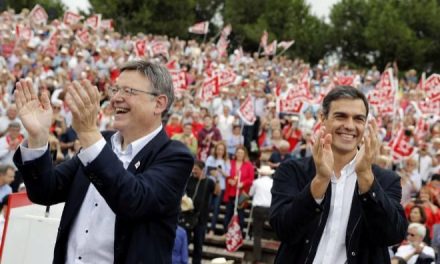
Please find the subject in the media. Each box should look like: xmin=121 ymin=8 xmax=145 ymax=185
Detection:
xmin=249 ymin=165 xmax=274 ymax=263
xmin=395 ymin=223 xmax=435 ymax=264
xmin=0 ymin=165 xmax=15 ymax=202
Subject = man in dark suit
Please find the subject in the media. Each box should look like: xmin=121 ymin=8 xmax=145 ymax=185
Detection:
xmin=270 ymin=86 xmax=407 ymax=264
xmin=13 ymin=60 xmax=194 ymax=263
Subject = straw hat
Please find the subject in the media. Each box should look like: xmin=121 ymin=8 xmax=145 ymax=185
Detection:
xmin=257 ymin=165 xmax=275 ymax=176
xmin=211 ymin=257 xmax=234 ymax=264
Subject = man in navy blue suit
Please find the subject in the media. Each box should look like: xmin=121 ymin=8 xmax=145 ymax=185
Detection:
xmin=13 ymin=60 xmax=194 ymax=263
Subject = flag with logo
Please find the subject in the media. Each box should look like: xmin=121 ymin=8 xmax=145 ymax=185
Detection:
xmin=150 ymin=41 xmax=169 ymax=58
xmin=336 ymin=76 xmax=355 ymax=86
xmin=29 ymin=4 xmax=48 ymax=25
xmin=367 ymin=68 xmax=396 ymax=115
xmin=263 ymin=40 xmax=277 ymax=56
xmin=75 ymin=28 xmax=90 ymax=45
xmin=423 ymin=74 xmax=440 ymax=102
xmin=85 ymin=14 xmax=101 ymax=30
xmin=388 ymin=128 xmax=415 ymax=161
xmin=188 ymin=21 xmax=209 ymax=35
xmin=237 ymin=94 xmax=256 ymax=125
xmin=215 ymin=68 xmax=236 ymax=88
xmin=100 ymin=19 xmax=114 ymax=31
xmin=63 ymin=11 xmax=82 ymax=26
xmin=134 ymin=39 xmax=147 ymax=57
xmin=277 ymin=40 xmax=295 ymax=50
xmin=44 ymin=30 xmax=58 ymax=57
xmin=200 ymin=75 xmax=219 ymax=101
xmin=169 ymin=70 xmax=187 ymax=92
xmin=15 ymin=24 xmax=33 ymax=41
xmin=226 ymin=214 xmax=244 ymax=252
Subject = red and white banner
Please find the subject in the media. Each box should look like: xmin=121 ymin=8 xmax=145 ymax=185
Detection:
xmin=150 ymin=41 xmax=169 ymax=57
xmin=225 ymin=214 xmax=243 ymax=252
xmin=367 ymin=68 xmax=396 ymax=115
xmin=85 ymin=14 xmax=101 ymax=30
xmin=169 ymin=70 xmax=187 ymax=92
xmin=44 ymin=30 xmax=58 ymax=57
xmin=214 ymin=68 xmax=236 ymax=88
xmin=388 ymin=128 xmax=415 ymax=161
xmin=200 ymin=75 xmax=219 ymax=101
xmin=416 ymin=100 xmax=440 ymax=116
xmin=100 ymin=19 xmax=114 ymax=30
xmin=63 ymin=11 xmax=82 ymax=26
xmin=414 ymin=118 xmax=430 ymax=140
xmin=15 ymin=24 xmax=33 ymax=40
xmin=188 ymin=21 xmax=209 ymax=34
xmin=237 ymin=94 xmax=256 ymax=125
xmin=423 ymin=74 xmax=440 ymax=102
xmin=134 ymin=39 xmax=147 ymax=57
xmin=29 ymin=4 xmax=48 ymax=25
xmin=335 ymin=76 xmax=355 ymax=86
xmin=277 ymin=99 xmax=305 ymax=114
xmin=75 ymin=28 xmax=90 ymax=45
xmin=263 ymin=40 xmax=277 ymax=56
xmin=277 ymin=40 xmax=295 ymax=50
xmin=260 ymin=30 xmax=268 ymax=48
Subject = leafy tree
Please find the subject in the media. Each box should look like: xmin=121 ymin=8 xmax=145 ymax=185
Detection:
xmin=2 ymin=0 xmax=65 ymax=20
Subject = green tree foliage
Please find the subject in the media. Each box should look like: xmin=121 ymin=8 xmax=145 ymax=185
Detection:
xmin=2 ymin=0 xmax=65 ymax=19
xmin=89 ymin=0 xmax=196 ymax=37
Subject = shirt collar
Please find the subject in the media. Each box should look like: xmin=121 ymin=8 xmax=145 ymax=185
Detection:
xmin=331 ymin=151 xmax=359 ymax=182
xmin=111 ymin=124 xmax=163 ymax=158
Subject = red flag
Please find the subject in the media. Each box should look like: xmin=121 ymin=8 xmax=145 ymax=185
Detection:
xmin=63 ymin=11 xmax=82 ymax=26
xmin=388 ymin=129 xmax=415 ymax=161
xmin=237 ymin=94 xmax=256 ymax=125
xmin=215 ymin=68 xmax=236 ymax=88
xmin=260 ymin=30 xmax=268 ymax=47
xmin=85 ymin=14 xmax=101 ymax=30
xmin=225 ymin=214 xmax=243 ymax=252
xmin=276 ymin=99 xmax=305 ymax=114
xmin=263 ymin=40 xmax=277 ymax=56
xmin=15 ymin=24 xmax=33 ymax=41
xmin=367 ymin=68 xmax=396 ymax=115
xmin=100 ymin=19 xmax=114 ymax=31
xmin=134 ymin=39 xmax=147 ymax=57
xmin=75 ymin=28 xmax=90 ymax=45
xmin=423 ymin=74 xmax=440 ymax=102
xmin=169 ymin=70 xmax=188 ymax=92
xmin=336 ymin=76 xmax=355 ymax=86
xmin=150 ymin=41 xmax=169 ymax=58
xmin=166 ymin=60 xmax=177 ymax=70
xmin=44 ymin=30 xmax=58 ymax=57
xmin=416 ymin=100 xmax=440 ymax=116
xmin=188 ymin=21 xmax=209 ymax=34
xmin=277 ymin=40 xmax=295 ymax=50
xmin=29 ymin=4 xmax=48 ymax=25
xmin=201 ymin=76 xmax=219 ymax=101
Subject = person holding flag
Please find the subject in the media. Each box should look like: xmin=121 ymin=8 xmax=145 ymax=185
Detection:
xmin=270 ymin=86 xmax=407 ymax=263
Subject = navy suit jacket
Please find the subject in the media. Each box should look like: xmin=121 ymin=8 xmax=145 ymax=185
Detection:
xmin=13 ymin=129 xmax=194 ymax=264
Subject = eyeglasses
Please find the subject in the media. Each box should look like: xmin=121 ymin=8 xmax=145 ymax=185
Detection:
xmin=108 ymin=86 xmax=159 ymax=97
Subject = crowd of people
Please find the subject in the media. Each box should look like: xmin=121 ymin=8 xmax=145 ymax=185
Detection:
xmin=0 ymin=7 xmax=439 ymax=264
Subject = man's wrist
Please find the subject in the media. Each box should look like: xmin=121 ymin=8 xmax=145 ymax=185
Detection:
xmin=77 ymin=130 xmax=102 ymax=149
xmin=28 ymin=135 xmax=49 ymax=149
xmin=357 ymin=169 xmax=374 ymax=194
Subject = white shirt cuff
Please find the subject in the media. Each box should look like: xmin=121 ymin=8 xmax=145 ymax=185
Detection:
xmin=77 ymin=138 xmax=107 ymax=166
xmin=20 ymin=140 xmax=48 ymax=162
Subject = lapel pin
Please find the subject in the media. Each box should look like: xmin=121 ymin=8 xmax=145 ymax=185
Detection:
xmin=135 ymin=161 xmax=140 ymax=169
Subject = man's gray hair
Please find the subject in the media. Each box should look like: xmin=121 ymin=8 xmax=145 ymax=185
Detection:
xmin=120 ymin=60 xmax=175 ymax=117
xmin=409 ymin=222 xmax=426 ymax=238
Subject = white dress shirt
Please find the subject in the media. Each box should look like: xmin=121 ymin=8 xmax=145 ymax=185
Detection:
xmin=20 ymin=125 xmax=162 ymax=264
xmin=249 ymin=176 xmax=273 ymax=208
xmin=395 ymin=244 xmax=435 ymax=264
xmin=313 ymin=157 xmax=357 ymax=264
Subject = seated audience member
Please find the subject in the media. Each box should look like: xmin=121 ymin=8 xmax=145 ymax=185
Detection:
xmin=407 ymin=205 xmax=431 ymax=243
xmin=395 ymin=223 xmax=435 ymax=264
xmin=268 ymin=140 xmax=293 ymax=169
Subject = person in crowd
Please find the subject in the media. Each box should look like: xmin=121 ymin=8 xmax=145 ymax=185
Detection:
xmin=217 ymin=105 xmax=235 ymax=141
xmin=13 ymin=60 xmax=194 ymax=263
xmin=197 ymin=115 xmax=222 ymax=161
xmin=172 ymin=122 xmax=198 ymax=156
xmin=270 ymin=86 xmax=407 ymax=263
xmin=184 ymin=160 xmax=215 ymax=264
xmin=166 ymin=113 xmax=183 ymax=138
xmin=226 ymin=124 xmax=244 ymax=159
xmin=0 ymin=122 xmax=24 ymax=167
xmin=282 ymin=115 xmax=302 ymax=152
xmin=268 ymin=140 xmax=293 ymax=169
xmin=205 ymin=142 xmax=230 ymax=236
xmin=249 ymin=165 xmax=274 ymax=263
xmin=0 ymin=165 xmax=14 ymax=202
xmin=395 ymin=223 xmax=435 ymax=264
xmin=224 ymin=146 xmax=254 ymax=233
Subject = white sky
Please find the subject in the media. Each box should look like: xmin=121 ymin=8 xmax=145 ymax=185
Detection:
xmin=61 ymin=0 xmax=341 ymax=19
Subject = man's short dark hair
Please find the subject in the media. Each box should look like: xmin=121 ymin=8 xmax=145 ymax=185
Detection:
xmin=194 ymin=160 xmax=205 ymax=169
xmin=322 ymin=86 xmax=369 ymax=118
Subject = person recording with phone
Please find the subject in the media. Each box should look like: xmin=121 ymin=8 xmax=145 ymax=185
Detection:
xmin=270 ymin=86 xmax=407 ymax=263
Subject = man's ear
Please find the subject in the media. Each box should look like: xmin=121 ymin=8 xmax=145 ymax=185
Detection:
xmin=154 ymin=95 xmax=168 ymax=116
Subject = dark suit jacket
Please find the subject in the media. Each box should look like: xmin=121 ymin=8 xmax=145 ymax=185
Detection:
xmin=14 ymin=129 xmax=194 ymax=264
xmin=270 ymin=157 xmax=407 ymax=264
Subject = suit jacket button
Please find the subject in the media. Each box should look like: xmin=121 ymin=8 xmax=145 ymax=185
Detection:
xmin=351 ymin=251 xmax=356 ymax=256
xmin=315 ymin=208 xmax=321 ymax=213
xmin=305 ymin=239 xmax=309 ymax=244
